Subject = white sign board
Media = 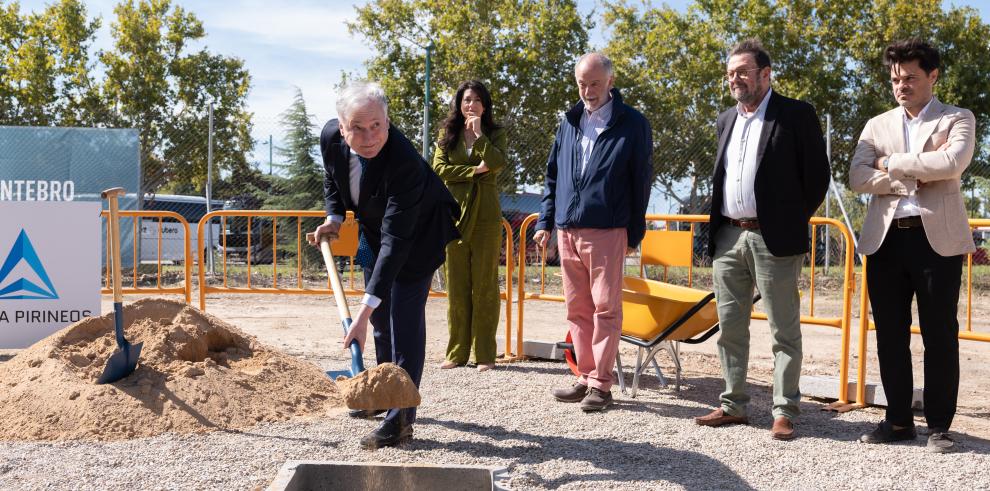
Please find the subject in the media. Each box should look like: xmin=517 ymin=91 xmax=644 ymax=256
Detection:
xmin=0 ymin=201 xmax=101 ymax=348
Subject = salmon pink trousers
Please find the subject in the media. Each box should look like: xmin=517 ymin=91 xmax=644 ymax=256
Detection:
xmin=557 ymin=227 xmax=627 ymax=392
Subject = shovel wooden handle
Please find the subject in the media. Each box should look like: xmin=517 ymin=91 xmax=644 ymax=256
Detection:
xmin=318 ymin=237 xmax=352 ymax=322
xmin=308 ymin=231 xmax=364 ymax=376
xmin=103 ymin=188 xmax=124 ymax=304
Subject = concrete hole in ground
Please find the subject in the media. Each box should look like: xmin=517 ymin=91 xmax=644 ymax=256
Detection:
xmin=270 ymin=461 xmax=510 ymax=491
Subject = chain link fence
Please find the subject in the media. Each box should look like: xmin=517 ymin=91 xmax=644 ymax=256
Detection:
xmin=8 ymin=104 xmax=988 ymax=323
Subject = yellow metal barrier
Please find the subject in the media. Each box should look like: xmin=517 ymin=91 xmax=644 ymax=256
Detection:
xmin=196 ymin=210 xmax=518 ymax=360
xmin=851 ymin=218 xmax=990 ymax=407
xmin=196 ymin=210 xmax=360 ymax=310
xmin=100 ymin=210 xmax=192 ymax=304
xmin=515 ymin=213 xmax=859 ymax=405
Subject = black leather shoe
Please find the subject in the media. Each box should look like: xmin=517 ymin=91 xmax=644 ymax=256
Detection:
xmin=580 ymin=387 xmax=613 ymax=412
xmin=360 ymin=418 xmax=413 ymax=450
xmin=348 ymin=409 xmax=387 ymax=419
xmin=859 ymin=420 xmax=917 ymax=444
xmin=552 ymin=382 xmax=588 ymax=403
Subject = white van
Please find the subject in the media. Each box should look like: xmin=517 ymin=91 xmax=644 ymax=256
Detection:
xmin=140 ymin=194 xmax=223 ymax=264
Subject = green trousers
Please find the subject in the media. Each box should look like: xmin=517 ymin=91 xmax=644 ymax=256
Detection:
xmin=712 ymin=225 xmax=804 ymax=420
xmin=444 ymin=221 xmax=502 ymax=364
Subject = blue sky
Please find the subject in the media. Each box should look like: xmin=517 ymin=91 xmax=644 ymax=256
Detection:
xmin=14 ymin=0 xmax=990 ymax=177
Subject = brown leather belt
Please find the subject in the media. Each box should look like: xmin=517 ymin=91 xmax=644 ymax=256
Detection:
xmin=893 ymin=215 xmax=923 ymax=229
xmin=727 ymin=218 xmax=760 ymax=230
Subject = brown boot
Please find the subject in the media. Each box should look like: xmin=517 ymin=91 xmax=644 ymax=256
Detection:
xmin=694 ymin=408 xmax=749 ymax=427
xmin=551 ymin=382 xmax=588 ymax=403
xmin=771 ymin=417 xmax=795 ymax=440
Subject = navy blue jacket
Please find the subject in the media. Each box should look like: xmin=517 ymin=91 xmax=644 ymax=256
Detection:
xmin=321 ymin=120 xmax=460 ymax=299
xmin=535 ymin=89 xmax=653 ymax=248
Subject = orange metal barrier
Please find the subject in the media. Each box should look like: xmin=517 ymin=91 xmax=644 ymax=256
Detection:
xmin=197 ymin=211 xmax=518 ymax=358
xmin=515 ymin=213 xmax=859 ymax=405
xmin=850 ymin=218 xmax=990 ymax=407
xmin=196 ymin=210 xmax=360 ymax=310
xmin=100 ymin=210 xmax=193 ymax=304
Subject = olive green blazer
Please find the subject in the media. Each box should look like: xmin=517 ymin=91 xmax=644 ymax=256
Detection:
xmin=431 ymin=128 xmax=508 ymax=241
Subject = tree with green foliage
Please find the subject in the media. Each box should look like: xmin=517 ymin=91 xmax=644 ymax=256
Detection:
xmin=99 ymin=0 xmax=254 ymax=194
xmin=0 ymin=0 xmax=255 ymax=197
xmin=348 ymin=0 xmax=590 ymax=190
xmin=0 ymin=0 xmax=100 ymax=126
xmin=603 ymin=0 xmax=990 ymax=215
xmin=267 ymin=87 xmax=322 ymax=211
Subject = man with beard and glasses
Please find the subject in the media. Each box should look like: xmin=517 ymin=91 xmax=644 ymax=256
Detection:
xmin=694 ymin=38 xmax=830 ymax=440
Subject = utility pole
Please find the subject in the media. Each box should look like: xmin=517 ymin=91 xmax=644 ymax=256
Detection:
xmin=422 ymin=41 xmax=434 ymax=161
xmin=206 ymin=103 xmax=215 ymax=274
xmin=268 ymin=134 xmax=273 ymax=175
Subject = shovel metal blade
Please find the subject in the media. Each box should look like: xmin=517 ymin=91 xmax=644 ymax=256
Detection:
xmin=326 ymin=369 xmax=352 ymax=379
xmin=97 ymin=341 xmax=143 ymax=384
xmin=96 ymin=302 xmax=142 ymax=384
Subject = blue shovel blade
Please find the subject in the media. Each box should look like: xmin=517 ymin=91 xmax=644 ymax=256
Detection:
xmin=327 ymin=317 xmax=365 ymax=379
xmin=97 ymin=341 xmax=143 ymax=384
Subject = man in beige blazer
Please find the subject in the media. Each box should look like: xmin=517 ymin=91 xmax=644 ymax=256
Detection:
xmin=849 ymin=39 xmax=976 ymax=453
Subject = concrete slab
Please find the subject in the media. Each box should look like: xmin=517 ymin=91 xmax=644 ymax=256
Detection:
xmin=801 ymin=375 xmax=924 ymax=409
xmin=496 ymin=337 xmax=563 ymax=360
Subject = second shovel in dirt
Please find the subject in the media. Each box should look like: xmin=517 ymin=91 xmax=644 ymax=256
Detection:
xmin=307 ymin=231 xmax=420 ymax=411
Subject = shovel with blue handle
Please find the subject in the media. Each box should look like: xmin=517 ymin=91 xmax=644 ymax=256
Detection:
xmin=308 ymin=231 xmax=365 ymax=379
xmin=97 ymin=187 xmax=143 ymax=384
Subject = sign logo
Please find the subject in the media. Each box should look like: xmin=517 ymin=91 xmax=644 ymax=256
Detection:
xmin=0 ymin=229 xmax=59 ymax=300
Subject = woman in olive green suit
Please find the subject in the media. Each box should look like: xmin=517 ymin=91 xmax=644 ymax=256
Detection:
xmin=432 ymin=80 xmax=507 ymax=372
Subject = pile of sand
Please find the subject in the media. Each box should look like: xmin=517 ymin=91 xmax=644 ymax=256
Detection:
xmin=0 ymin=298 xmax=342 ymax=441
xmin=336 ymin=363 xmax=420 ymax=410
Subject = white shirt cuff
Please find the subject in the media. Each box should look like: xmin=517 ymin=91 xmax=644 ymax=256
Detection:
xmin=361 ymin=293 xmax=381 ymax=308
xmin=327 ymin=214 xmax=344 ymax=224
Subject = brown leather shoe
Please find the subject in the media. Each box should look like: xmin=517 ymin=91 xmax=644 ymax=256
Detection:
xmin=552 ymin=382 xmax=588 ymax=403
xmin=771 ymin=417 xmax=795 ymax=440
xmin=694 ymin=408 xmax=749 ymax=427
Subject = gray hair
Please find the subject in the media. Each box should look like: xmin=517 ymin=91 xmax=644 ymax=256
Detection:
xmin=336 ymin=81 xmax=389 ymax=121
xmin=575 ymin=52 xmax=614 ymax=77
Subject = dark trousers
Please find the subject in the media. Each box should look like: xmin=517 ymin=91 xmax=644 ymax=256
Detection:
xmin=363 ymin=268 xmax=392 ymax=368
xmin=866 ymin=226 xmax=962 ymax=431
xmin=364 ymin=269 xmax=431 ymax=425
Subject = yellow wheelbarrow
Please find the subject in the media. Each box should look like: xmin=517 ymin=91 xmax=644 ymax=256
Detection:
xmin=559 ymin=276 xmax=760 ymax=397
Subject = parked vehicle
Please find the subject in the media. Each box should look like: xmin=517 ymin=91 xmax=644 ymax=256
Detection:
xmin=140 ymin=194 xmax=223 ymax=264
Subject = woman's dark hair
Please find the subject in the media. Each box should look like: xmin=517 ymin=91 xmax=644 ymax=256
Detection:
xmin=440 ymin=80 xmax=500 ymax=152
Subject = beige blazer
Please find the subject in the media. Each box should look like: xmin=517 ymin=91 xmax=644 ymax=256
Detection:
xmin=849 ymin=98 xmax=976 ymax=257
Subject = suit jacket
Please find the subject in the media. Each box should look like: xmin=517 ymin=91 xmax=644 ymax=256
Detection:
xmin=431 ymin=127 xmax=508 ymax=241
xmin=848 ymin=98 xmax=976 ymax=256
xmin=708 ymin=91 xmax=831 ymax=257
xmin=321 ymin=119 xmax=460 ymax=299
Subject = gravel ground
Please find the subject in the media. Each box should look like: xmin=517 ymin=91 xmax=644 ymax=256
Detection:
xmin=1 ymin=351 xmax=988 ymax=490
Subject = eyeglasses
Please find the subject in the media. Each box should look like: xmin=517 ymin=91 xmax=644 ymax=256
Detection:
xmin=724 ymin=67 xmax=763 ymax=82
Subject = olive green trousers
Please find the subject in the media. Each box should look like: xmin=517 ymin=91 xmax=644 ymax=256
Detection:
xmin=444 ymin=222 xmax=502 ymax=364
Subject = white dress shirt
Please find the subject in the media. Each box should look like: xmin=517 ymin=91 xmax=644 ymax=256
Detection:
xmin=722 ymin=89 xmax=773 ymax=219
xmin=892 ymin=97 xmax=934 ymax=218
xmin=579 ymin=96 xmax=614 ymax=176
xmin=328 ymin=150 xmax=381 ymax=308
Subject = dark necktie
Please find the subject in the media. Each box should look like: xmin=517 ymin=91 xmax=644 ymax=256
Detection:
xmin=354 ymin=155 xmax=375 ymax=268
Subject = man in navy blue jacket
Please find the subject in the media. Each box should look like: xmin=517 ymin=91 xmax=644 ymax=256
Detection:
xmin=535 ymin=52 xmax=653 ymax=412
xmin=312 ymin=81 xmax=460 ymax=449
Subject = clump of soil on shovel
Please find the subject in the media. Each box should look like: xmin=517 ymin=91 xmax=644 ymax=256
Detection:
xmin=335 ymin=363 xmax=421 ymax=410
xmin=0 ymin=298 xmax=342 ymax=441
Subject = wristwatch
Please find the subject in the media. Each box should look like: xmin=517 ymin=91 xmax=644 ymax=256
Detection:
xmin=882 ymin=156 xmax=890 ymax=172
